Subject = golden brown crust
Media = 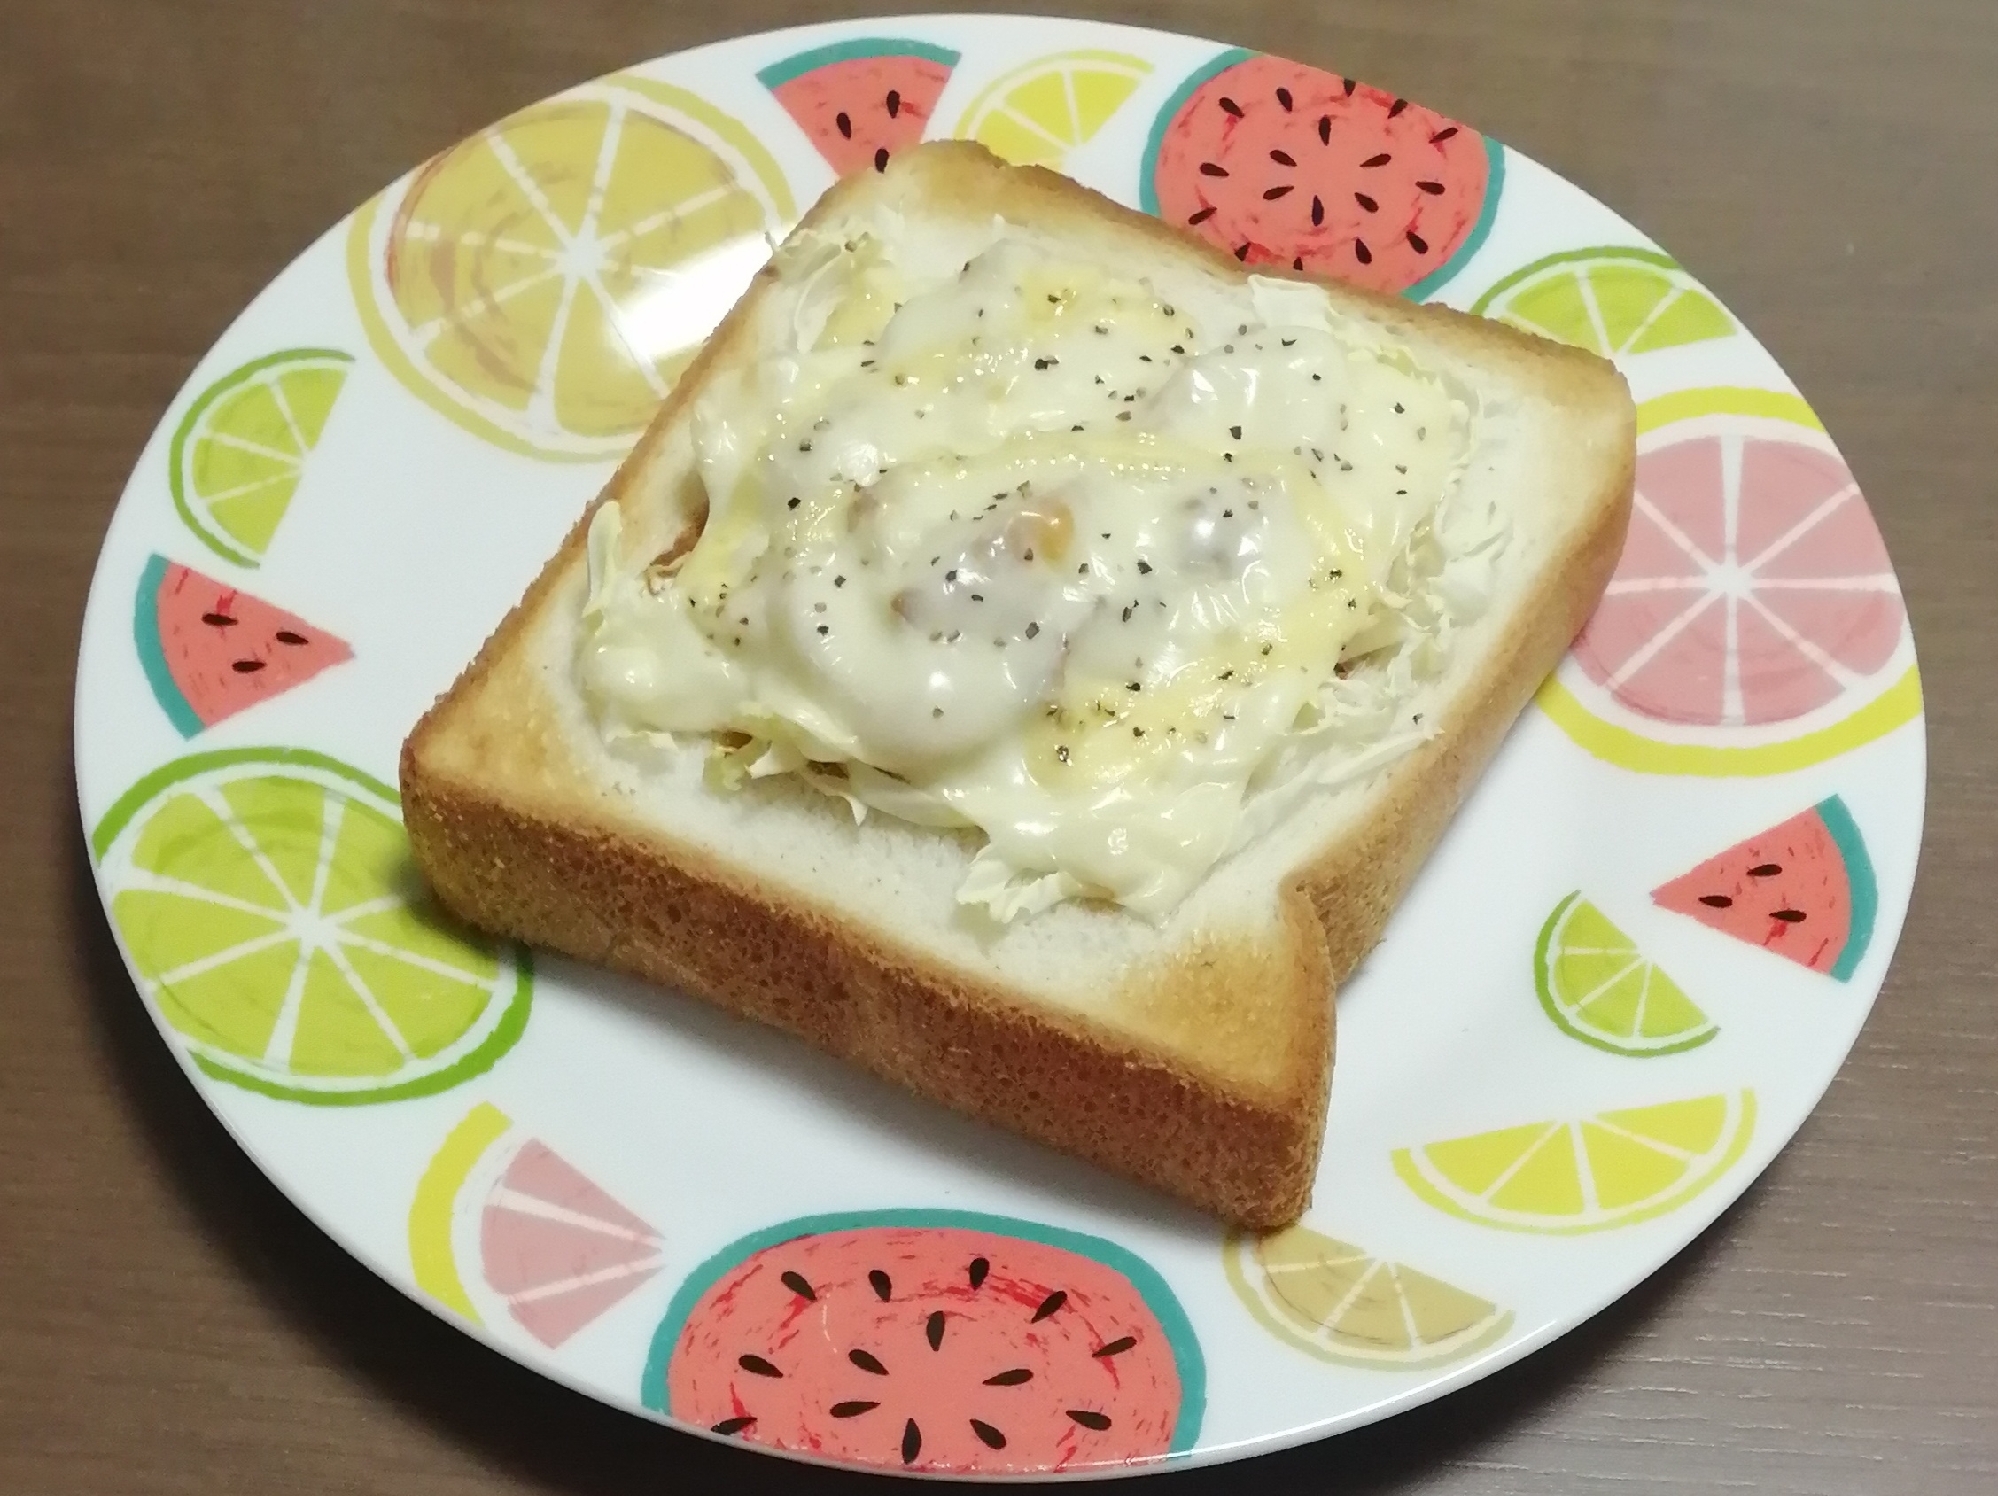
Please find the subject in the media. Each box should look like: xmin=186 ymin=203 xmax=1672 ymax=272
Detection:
xmin=401 ymin=141 xmax=1630 ymax=1228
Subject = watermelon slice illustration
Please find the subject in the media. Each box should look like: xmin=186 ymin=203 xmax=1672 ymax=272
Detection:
xmin=759 ymin=38 xmax=960 ymax=178
xmin=410 ymin=1103 xmax=664 ymax=1350
xmin=645 ymin=1209 xmax=1203 ymax=1474
xmin=1141 ymin=49 xmax=1502 ymax=298
xmin=1652 ymin=795 xmax=1878 ymax=980
xmin=134 ymin=554 xmax=352 ymax=736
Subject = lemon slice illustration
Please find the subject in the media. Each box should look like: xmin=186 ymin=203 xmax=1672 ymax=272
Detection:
xmin=1224 ymin=1226 xmax=1512 ymax=1370
xmin=1471 ymin=246 xmax=1733 ymax=358
xmin=956 ymin=50 xmax=1152 ymax=168
xmin=168 ymin=348 xmax=352 ymax=567
xmin=348 ymin=73 xmax=793 ymax=461
xmin=1393 ymin=1091 xmax=1756 ymax=1234
xmin=91 ymin=748 xmax=530 ymax=1104
xmin=1536 ymin=893 xmax=1718 ymax=1056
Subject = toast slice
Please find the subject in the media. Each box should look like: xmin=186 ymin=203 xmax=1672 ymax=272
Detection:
xmin=401 ymin=142 xmax=1633 ymax=1228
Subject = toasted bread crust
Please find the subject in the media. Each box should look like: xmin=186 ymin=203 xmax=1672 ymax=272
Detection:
xmin=401 ymin=142 xmax=1631 ymax=1228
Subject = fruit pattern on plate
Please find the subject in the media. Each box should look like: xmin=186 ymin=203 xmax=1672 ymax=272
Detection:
xmin=1141 ymin=48 xmax=1503 ymax=298
xmin=347 ymin=73 xmax=795 ymax=462
xmin=410 ymin=1102 xmax=665 ymax=1349
xmin=760 ymin=37 xmax=960 ymax=178
xmin=168 ymin=347 xmax=352 ymax=568
xmin=135 ymin=554 xmax=352 ymax=737
xmin=1534 ymin=892 xmax=1719 ymax=1058
xmin=644 ymin=1210 xmax=1204 ymax=1475
xmin=955 ymin=49 xmax=1153 ymax=170
xmin=1470 ymin=245 xmax=1735 ymax=359
xmin=90 ymin=748 xmax=532 ymax=1105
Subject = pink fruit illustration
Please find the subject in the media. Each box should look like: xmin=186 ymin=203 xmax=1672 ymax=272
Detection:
xmin=760 ymin=38 xmax=960 ymax=177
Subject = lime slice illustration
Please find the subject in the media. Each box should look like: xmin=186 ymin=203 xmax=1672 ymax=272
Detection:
xmin=1223 ymin=1226 xmax=1512 ymax=1370
xmin=91 ymin=748 xmax=530 ymax=1104
xmin=1393 ymin=1091 xmax=1756 ymax=1234
xmin=957 ymin=50 xmax=1152 ymax=168
xmin=168 ymin=348 xmax=352 ymax=568
xmin=347 ymin=74 xmax=793 ymax=461
xmin=1535 ymin=893 xmax=1718 ymax=1056
xmin=410 ymin=1103 xmax=663 ymax=1346
xmin=1471 ymin=246 xmax=1733 ymax=357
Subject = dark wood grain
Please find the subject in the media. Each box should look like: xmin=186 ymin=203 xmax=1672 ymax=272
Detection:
xmin=4 ymin=1 xmax=1993 ymax=1491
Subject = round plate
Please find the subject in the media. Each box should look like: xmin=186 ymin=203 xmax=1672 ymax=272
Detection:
xmin=74 ymin=14 xmax=1924 ymax=1480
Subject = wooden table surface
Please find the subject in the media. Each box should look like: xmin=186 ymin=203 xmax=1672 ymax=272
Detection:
xmin=5 ymin=0 xmax=1993 ymax=1490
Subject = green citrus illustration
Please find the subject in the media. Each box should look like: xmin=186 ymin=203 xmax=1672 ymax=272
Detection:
xmin=347 ymin=73 xmax=794 ymax=462
xmin=167 ymin=348 xmax=353 ymax=568
xmin=1535 ymin=893 xmax=1717 ymax=1056
xmin=91 ymin=747 xmax=530 ymax=1104
xmin=1470 ymin=246 xmax=1733 ymax=357
xmin=1223 ymin=1225 xmax=1512 ymax=1370
xmin=1392 ymin=1090 xmax=1755 ymax=1234
xmin=956 ymin=50 xmax=1153 ymax=169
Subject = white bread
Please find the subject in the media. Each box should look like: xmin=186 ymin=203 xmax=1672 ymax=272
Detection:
xmin=401 ymin=142 xmax=1634 ymax=1228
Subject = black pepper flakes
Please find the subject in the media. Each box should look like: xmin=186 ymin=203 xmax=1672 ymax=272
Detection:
xmin=787 ymin=497 xmax=800 ymax=509
xmin=1026 ymin=622 xmax=1040 ymax=639
xmin=1056 ymin=745 xmax=1070 ymax=763
xmin=1136 ymin=560 xmax=1153 ymax=574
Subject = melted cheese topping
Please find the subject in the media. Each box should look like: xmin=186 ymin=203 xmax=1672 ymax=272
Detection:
xmin=580 ymin=227 xmax=1489 ymax=919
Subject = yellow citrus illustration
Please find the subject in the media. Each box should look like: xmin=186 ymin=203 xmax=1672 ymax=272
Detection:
xmin=956 ymin=50 xmax=1152 ymax=168
xmin=1224 ymin=1226 xmax=1512 ymax=1370
xmin=1471 ymin=246 xmax=1734 ymax=358
xmin=348 ymin=73 xmax=794 ymax=461
xmin=1393 ymin=1090 xmax=1756 ymax=1234
xmin=1535 ymin=893 xmax=1718 ymax=1056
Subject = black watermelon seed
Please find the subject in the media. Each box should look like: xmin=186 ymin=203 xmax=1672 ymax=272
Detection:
xmin=1772 ymin=909 xmax=1808 ymax=923
xmin=1030 ymin=1290 xmax=1068 ymax=1323
xmin=1749 ymin=863 xmax=1783 ymax=877
xmin=984 ymin=1368 xmax=1033 ymax=1386
xmin=1199 ymin=161 xmax=1228 ymax=177
xmin=200 ymin=611 xmax=237 ymax=627
xmin=1317 ymin=115 xmax=1331 ymax=144
xmin=1275 ymin=86 xmax=1294 ymax=110
xmin=1387 ymin=98 xmax=1408 ymax=118
xmin=1310 ymin=195 xmax=1324 ymax=226
xmin=1067 ymin=1410 xmax=1113 ymax=1431
xmin=737 ymin=1354 xmax=782 ymax=1378
xmin=1342 ymin=77 xmax=1357 ymax=95
xmin=1187 ymin=205 xmax=1217 ymax=224
xmin=1218 ymin=96 xmax=1244 ymax=117
xmin=886 ymin=89 xmax=901 ymax=119
xmin=1407 ymin=230 xmax=1429 ymax=254
xmin=1292 ymin=256 xmax=1304 ymax=270
xmin=1431 ymin=125 xmax=1459 ymax=143
xmin=273 ymin=629 xmax=308 ymax=645
xmin=712 ymin=1416 xmax=755 ymax=1436
xmin=1354 ymin=192 xmax=1378 ymax=213
xmin=831 ymin=1400 xmax=878 ymax=1418
xmin=849 ymin=1349 xmax=888 ymax=1375
xmin=902 ymin=1419 xmax=923 ymax=1464
xmin=781 ymin=1270 xmax=816 ymax=1300
xmin=872 ymin=147 xmax=890 ymax=172
xmin=1354 ymin=239 xmax=1373 ymax=265
xmin=1093 ymin=1336 xmax=1137 ymax=1358
xmin=1263 ymin=184 xmax=1293 ymax=200
xmin=1270 ymin=147 xmax=1296 ymax=166
xmin=835 ymin=112 xmax=852 ymax=139
xmin=1699 ymin=895 xmax=1734 ymax=908
xmin=1234 ymin=243 xmax=1251 ymax=261
xmin=970 ymin=1419 xmax=1007 ymax=1449
xmin=1417 ymin=179 xmax=1446 ymax=194
xmin=1361 ymin=152 xmax=1392 ymax=168
xmin=969 ymin=1257 xmax=990 ymax=1289
xmin=926 ymin=1310 xmax=946 ymax=1350
xmin=231 ymin=659 xmax=266 ymax=673
xmin=869 ymin=1269 xmax=893 ymax=1301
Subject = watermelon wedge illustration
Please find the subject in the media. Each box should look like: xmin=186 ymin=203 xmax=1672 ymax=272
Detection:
xmin=409 ymin=1103 xmax=664 ymax=1349
xmin=760 ymin=38 xmax=960 ymax=177
xmin=1652 ymin=795 xmax=1878 ymax=980
xmin=1141 ymin=49 xmax=1502 ymax=298
xmin=646 ymin=1209 xmax=1203 ymax=1474
xmin=134 ymin=555 xmax=352 ymax=736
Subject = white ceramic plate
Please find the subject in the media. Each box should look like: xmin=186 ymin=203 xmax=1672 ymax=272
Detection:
xmin=74 ymin=14 xmax=1924 ymax=1480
